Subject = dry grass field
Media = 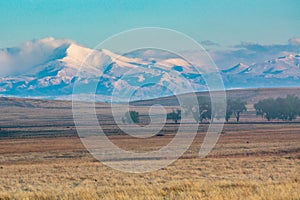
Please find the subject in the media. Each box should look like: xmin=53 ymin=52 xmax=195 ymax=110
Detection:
xmin=0 ymin=88 xmax=300 ymax=199
xmin=0 ymin=124 xmax=299 ymax=200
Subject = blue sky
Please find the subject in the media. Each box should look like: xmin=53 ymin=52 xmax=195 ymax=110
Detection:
xmin=0 ymin=0 xmax=299 ymax=49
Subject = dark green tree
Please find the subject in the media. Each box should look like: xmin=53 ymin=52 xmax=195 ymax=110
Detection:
xmin=254 ymin=95 xmax=300 ymax=121
xmin=254 ymin=98 xmax=278 ymax=121
xmin=282 ymin=95 xmax=300 ymax=121
xmin=227 ymin=99 xmax=247 ymax=123
xmin=167 ymin=109 xmax=181 ymax=124
xmin=122 ymin=110 xmax=139 ymax=124
xmin=183 ymin=96 xmax=226 ymax=123
xmin=191 ymin=96 xmax=211 ymax=123
xmin=225 ymin=105 xmax=233 ymax=122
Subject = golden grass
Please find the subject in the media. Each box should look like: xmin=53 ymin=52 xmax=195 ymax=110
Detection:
xmin=0 ymin=95 xmax=300 ymax=199
xmin=0 ymin=127 xmax=299 ymax=199
xmin=0 ymin=180 xmax=299 ymax=200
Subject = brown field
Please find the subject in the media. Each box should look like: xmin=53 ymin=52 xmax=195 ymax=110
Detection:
xmin=0 ymin=88 xmax=300 ymax=199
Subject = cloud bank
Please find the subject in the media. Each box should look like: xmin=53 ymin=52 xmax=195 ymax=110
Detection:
xmin=208 ymin=38 xmax=300 ymax=69
xmin=0 ymin=37 xmax=74 ymax=76
xmin=289 ymin=37 xmax=300 ymax=45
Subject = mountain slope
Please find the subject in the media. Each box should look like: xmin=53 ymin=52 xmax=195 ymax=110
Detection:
xmin=0 ymin=38 xmax=300 ymax=101
xmin=221 ymin=54 xmax=300 ymax=88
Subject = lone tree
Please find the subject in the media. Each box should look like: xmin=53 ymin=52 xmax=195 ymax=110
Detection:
xmin=254 ymin=98 xmax=277 ymax=121
xmin=167 ymin=109 xmax=181 ymax=124
xmin=194 ymin=96 xmax=211 ymax=123
xmin=182 ymin=96 xmax=211 ymax=123
xmin=225 ymin=106 xmax=233 ymax=123
xmin=227 ymin=99 xmax=247 ymax=123
xmin=122 ymin=110 xmax=139 ymax=124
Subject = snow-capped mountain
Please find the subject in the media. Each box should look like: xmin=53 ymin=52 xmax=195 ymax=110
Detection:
xmin=0 ymin=37 xmax=299 ymax=101
xmin=0 ymin=38 xmax=204 ymax=100
xmin=222 ymin=54 xmax=300 ymax=88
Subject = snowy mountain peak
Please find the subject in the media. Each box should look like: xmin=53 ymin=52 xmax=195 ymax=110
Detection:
xmin=60 ymin=43 xmax=93 ymax=69
xmin=222 ymin=63 xmax=249 ymax=74
xmin=0 ymin=37 xmax=300 ymax=101
xmin=65 ymin=43 xmax=92 ymax=58
xmin=222 ymin=53 xmax=300 ymax=89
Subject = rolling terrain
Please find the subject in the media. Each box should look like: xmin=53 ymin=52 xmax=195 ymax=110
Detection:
xmin=0 ymin=88 xmax=299 ymax=199
xmin=1 ymin=88 xmax=300 ymax=138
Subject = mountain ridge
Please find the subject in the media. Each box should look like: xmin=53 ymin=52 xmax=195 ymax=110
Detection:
xmin=0 ymin=38 xmax=299 ymax=101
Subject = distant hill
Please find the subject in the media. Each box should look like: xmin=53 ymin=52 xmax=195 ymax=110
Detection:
xmin=1 ymin=88 xmax=299 ymax=108
xmin=131 ymin=88 xmax=300 ymax=106
xmin=1 ymin=88 xmax=300 ymax=138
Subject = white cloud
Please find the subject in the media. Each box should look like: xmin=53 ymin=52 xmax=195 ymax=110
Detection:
xmin=207 ymin=38 xmax=300 ymax=69
xmin=0 ymin=37 xmax=74 ymax=76
xmin=200 ymin=40 xmax=220 ymax=46
xmin=289 ymin=37 xmax=300 ymax=45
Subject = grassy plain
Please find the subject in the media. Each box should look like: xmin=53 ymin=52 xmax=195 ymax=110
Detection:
xmin=0 ymin=123 xmax=299 ymax=199
xmin=0 ymin=89 xmax=299 ymax=199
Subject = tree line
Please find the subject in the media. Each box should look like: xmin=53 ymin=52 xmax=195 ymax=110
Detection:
xmin=254 ymin=95 xmax=300 ymax=121
xmin=181 ymin=96 xmax=247 ymax=123
xmin=122 ymin=95 xmax=300 ymax=124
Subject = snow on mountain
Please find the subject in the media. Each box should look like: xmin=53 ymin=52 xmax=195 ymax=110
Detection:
xmin=222 ymin=54 xmax=300 ymax=88
xmin=243 ymin=54 xmax=300 ymax=79
xmin=0 ymin=37 xmax=300 ymax=101
xmin=222 ymin=54 xmax=300 ymax=78
xmin=0 ymin=38 xmax=204 ymax=100
xmin=222 ymin=63 xmax=249 ymax=74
